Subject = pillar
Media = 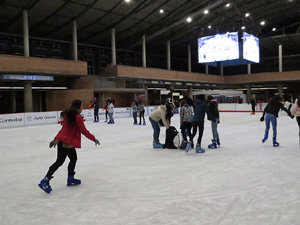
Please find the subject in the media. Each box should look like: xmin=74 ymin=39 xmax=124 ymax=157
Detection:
xmin=72 ymin=20 xmax=78 ymax=61
xmin=111 ymin=28 xmax=116 ymax=66
xmin=220 ymin=66 xmax=223 ymax=76
xmin=24 ymin=81 xmax=33 ymax=112
xmin=142 ymin=35 xmax=146 ymax=68
xmin=279 ymin=45 xmax=282 ymax=72
xmin=144 ymin=85 xmax=148 ymax=106
xmin=167 ymin=40 xmax=171 ymax=70
xmin=205 ymin=64 xmax=209 ymax=74
xmin=23 ymin=10 xmax=29 ymax=57
xmin=247 ymin=64 xmax=251 ymax=74
xmin=188 ymin=86 xmax=193 ymax=99
xmin=188 ymin=45 xmax=191 ymax=72
xmin=278 ymin=82 xmax=283 ymax=97
xmin=11 ymin=91 xmax=16 ymax=113
xmin=247 ymin=84 xmax=251 ymax=103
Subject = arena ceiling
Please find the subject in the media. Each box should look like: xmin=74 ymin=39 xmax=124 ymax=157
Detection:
xmin=0 ymin=0 xmax=299 ymax=59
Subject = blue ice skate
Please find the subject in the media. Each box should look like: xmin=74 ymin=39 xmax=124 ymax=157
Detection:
xmin=143 ymin=122 xmax=146 ymax=125
xmin=216 ymin=139 xmax=221 ymax=146
xmin=262 ymin=134 xmax=268 ymax=143
xmin=208 ymin=140 xmax=217 ymax=149
xmin=38 ymin=176 xmax=52 ymax=194
xmin=185 ymin=141 xmax=192 ymax=153
xmin=153 ymin=141 xmax=163 ymax=149
xmin=273 ymin=138 xmax=279 ymax=147
xmin=67 ymin=176 xmax=81 ymax=186
xmin=196 ymin=144 xmax=205 ymax=153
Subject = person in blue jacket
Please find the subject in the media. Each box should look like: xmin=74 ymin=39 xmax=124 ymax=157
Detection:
xmin=185 ymin=94 xmax=214 ymax=153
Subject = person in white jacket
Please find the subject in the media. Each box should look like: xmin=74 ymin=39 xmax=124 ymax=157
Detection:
xmin=149 ymin=104 xmax=172 ymax=148
xmin=291 ymin=94 xmax=300 ymax=146
xmin=107 ymin=99 xmax=114 ymax=124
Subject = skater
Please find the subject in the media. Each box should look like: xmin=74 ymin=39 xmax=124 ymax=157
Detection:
xmin=181 ymin=90 xmax=195 ymax=108
xmin=185 ymin=94 xmax=214 ymax=153
xmin=291 ymin=93 xmax=300 ymax=147
xmin=104 ymin=99 xmax=109 ymax=122
xmin=131 ymin=101 xmax=138 ymax=125
xmin=250 ymin=94 xmax=256 ymax=115
xmin=149 ymin=104 xmax=172 ymax=148
xmin=179 ymin=99 xmax=193 ymax=150
xmin=138 ymin=99 xmax=146 ymax=125
xmin=92 ymin=97 xmax=99 ymax=122
xmin=38 ymin=99 xmax=100 ymax=193
xmin=260 ymin=94 xmax=294 ymax=147
xmin=207 ymin=95 xmax=220 ymax=148
xmin=107 ymin=99 xmax=115 ymax=124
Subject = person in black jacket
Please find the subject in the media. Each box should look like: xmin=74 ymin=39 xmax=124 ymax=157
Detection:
xmin=260 ymin=94 xmax=294 ymax=147
xmin=250 ymin=95 xmax=256 ymax=115
xmin=207 ymin=95 xmax=220 ymax=148
xmin=92 ymin=97 xmax=99 ymax=122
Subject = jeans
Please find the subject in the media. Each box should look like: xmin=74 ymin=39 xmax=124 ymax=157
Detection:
xmin=46 ymin=142 xmax=77 ymax=178
xmin=108 ymin=113 xmax=114 ymax=123
xmin=149 ymin=117 xmax=160 ymax=143
xmin=139 ymin=110 xmax=145 ymax=124
xmin=133 ymin=112 xmax=137 ymax=123
xmin=211 ymin=118 xmax=219 ymax=140
xmin=94 ymin=108 xmax=99 ymax=122
xmin=265 ymin=113 xmax=277 ymax=138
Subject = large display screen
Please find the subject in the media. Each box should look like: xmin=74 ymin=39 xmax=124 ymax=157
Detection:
xmin=198 ymin=32 xmax=239 ymax=63
xmin=243 ymin=32 xmax=260 ymax=63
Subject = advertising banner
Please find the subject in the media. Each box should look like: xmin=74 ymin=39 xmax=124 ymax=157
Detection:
xmin=114 ymin=107 xmax=130 ymax=118
xmin=24 ymin=111 xmax=58 ymax=126
xmin=0 ymin=113 xmax=25 ymax=129
xmin=83 ymin=109 xmax=94 ymax=121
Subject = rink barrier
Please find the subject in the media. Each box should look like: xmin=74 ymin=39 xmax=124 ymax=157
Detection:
xmin=0 ymin=103 xmax=266 ymax=129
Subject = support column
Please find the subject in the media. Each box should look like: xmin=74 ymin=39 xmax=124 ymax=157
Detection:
xmin=220 ymin=66 xmax=223 ymax=76
xmin=279 ymin=45 xmax=282 ymax=72
xmin=111 ymin=28 xmax=116 ymax=66
xmin=264 ymin=89 xmax=270 ymax=102
xmin=188 ymin=86 xmax=193 ymax=99
xmin=278 ymin=82 xmax=283 ymax=97
xmin=23 ymin=10 xmax=30 ymax=57
xmin=188 ymin=45 xmax=191 ymax=72
xmin=24 ymin=81 xmax=33 ymax=112
xmin=144 ymin=85 xmax=148 ymax=106
xmin=205 ymin=64 xmax=209 ymax=74
xmin=247 ymin=84 xmax=251 ymax=103
xmin=142 ymin=35 xmax=146 ymax=68
xmin=247 ymin=64 xmax=251 ymax=74
xmin=11 ymin=91 xmax=16 ymax=113
xmin=167 ymin=40 xmax=171 ymax=70
xmin=72 ymin=20 xmax=78 ymax=61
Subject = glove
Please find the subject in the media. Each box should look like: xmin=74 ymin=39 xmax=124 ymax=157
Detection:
xmin=218 ymin=119 xmax=220 ymax=124
xmin=260 ymin=117 xmax=264 ymax=122
xmin=49 ymin=140 xmax=58 ymax=148
xmin=94 ymin=139 xmax=100 ymax=146
xmin=290 ymin=115 xmax=295 ymax=119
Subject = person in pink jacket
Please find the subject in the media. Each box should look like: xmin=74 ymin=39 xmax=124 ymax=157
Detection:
xmin=291 ymin=94 xmax=300 ymax=146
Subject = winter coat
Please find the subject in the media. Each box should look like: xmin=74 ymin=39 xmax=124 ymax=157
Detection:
xmin=149 ymin=105 xmax=170 ymax=129
xmin=107 ymin=103 xmax=114 ymax=113
xmin=207 ymin=99 xmax=219 ymax=120
xmin=263 ymin=102 xmax=291 ymax=118
xmin=291 ymin=99 xmax=300 ymax=117
xmin=131 ymin=105 xmax=138 ymax=113
xmin=193 ymin=99 xmax=214 ymax=123
xmin=180 ymin=104 xmax=193 ymax=124
xmin=55 ymin=114 xmax=95 ymax=148
xmin=138 ymin=103 xmax=145 ymax=112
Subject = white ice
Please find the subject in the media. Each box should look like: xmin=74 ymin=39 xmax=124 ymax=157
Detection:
xmin=1 ymin=112 xmax=300 ymax=225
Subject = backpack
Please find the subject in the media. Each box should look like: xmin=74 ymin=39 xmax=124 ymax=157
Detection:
xmin=163 ymin=126 xmax=180 ymax=149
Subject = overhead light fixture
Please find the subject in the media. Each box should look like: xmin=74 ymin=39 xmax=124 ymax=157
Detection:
xmin=241 ymin=26 xmax=246 ymax=30
xmin=226 ymin=3 xmax=230 ymax=7
xmin=208 ymin=25 xmax=212 ymax=29
xmin=159 ymin=9 xmax=164 ymax=14
xmin=272 ymin=27 xmax=276 ymax=31
xmin=186 ymin=17 xmax=192 ymax=23
xmin=260 ymin=21 xmax=266 ymax=26
xmin=204 ymin=9 xmax=209 ymax=14
xmin=245 ymin=13 xmax=250 ymax=17
xmin=125 ymin=0 xmax=131 ymax=3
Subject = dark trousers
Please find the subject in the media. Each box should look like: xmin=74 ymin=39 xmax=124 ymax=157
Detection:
xmin=190 ymin=122 xmax=204 ymax=146
xmin=139 ymin=110 xmax=145 ymax=124
xmin=46 ymin=142 xmax=77 ymax=178
xmin=251 ymin=104 xmax=256 ymax=113
xmin=297 ymin=117 xmax=300 ymax=140
xmin=180 ymin=122 xmax=192 ymax=141
xmin=105 ymin=111 xmax=108 ymax=121
xmin=94 ymin=108 xmax=99 ymax=122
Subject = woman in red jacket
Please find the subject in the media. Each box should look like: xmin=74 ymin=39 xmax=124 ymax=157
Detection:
xmin=38 ymin=99 xmax=100 ymax=193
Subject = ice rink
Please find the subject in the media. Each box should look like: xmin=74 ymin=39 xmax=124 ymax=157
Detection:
xmin=1 ymin=112 xmax=300 ymax=225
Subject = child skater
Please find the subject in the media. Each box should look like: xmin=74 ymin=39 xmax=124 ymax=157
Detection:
xmin=260 ymin=94 xmax=294 ymax=147
xmin=138 ymin=99 xmax=146 ymax=125
xmin=185 ymin=94 xmax=214 ymax=153
xmin=104 ymin=99 xmax=109 ymax=122
xmin=38 ymin=99 xmax=100 ymax=193
xmin=107 ymin=99 xmax=115 ymax=124
xmin=291 ymin=93 xmax=300 ymax=147
xmin=179 ymin=99 xmax=193 ymax=149
xmin=149 ymin=104 xmax=172 ymax=148
xmin=207 ymin=95 xmax=220 ymax=148
xmin=131 ymin=101 xmax=138 ymax=125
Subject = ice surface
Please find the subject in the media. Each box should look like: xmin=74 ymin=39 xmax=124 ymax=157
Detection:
xmin=0 ymin=112 xmax=300 ymax=225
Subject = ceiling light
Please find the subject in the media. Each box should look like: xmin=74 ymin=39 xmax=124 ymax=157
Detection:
xmin=272 ymin=27 xmax=276 ymax=31
xmin=125 ymin=0 xmax=131 ymax=2
xmin=204 ymin=9 xmax=209 ymax=14
xmin=159 ymin=9 xmax=164 ymax=14
xmin=226 ymin=3 xmax=230 ymax=7
xmin=245 ymin=13 xmax=250 ymax=17
xmin=208 ymin=25 xmax=212 ymax=29
xmin=186 ymin=17 xmax=192 ymax=23
xmin=241 ymin=26 xmax=246 ymax=30
xmin=260 ymin=21 xmax=266 ymax=25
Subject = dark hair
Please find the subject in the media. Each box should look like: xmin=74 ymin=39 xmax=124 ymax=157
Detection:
xmin=165 ymin=104 xmax=173 ymax=123
xmin=198 ymin=94 xmax=206 ymax=101
xmin=270 ymin=94 xmax=282 ymax=105
xmin=297 ymin=93 xmax=300 ymax=108
xmin=207 ymin=95 xmax=213 ymax=102
xmin=60 ymin=99 xmax=82 ymax=127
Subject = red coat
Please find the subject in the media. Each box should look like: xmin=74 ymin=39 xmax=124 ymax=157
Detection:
xmin=55 ymin=114 xmax=95 ymax=148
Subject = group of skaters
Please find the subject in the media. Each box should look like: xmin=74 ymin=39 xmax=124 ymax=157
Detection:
xmin=149 ymin=91 xmax=220 ymax=154
xmin=130 ymin=99 xmax=146 ymax=125
xmin=90 ymin=97 xmax=115 ymax=124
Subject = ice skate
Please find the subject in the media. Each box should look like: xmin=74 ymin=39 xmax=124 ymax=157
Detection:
xmin=208 ymin=140 xmax=217 ymax=149
xmin=179 ymin=140 xmax=187 ymax=150
xmin=153 ymin=141 xmax=163 ymax=149
xmin=273 ymin=137 xmax=279 ymax=147
xmin=185 ymin=141 xmax=192 ymax=153
xmin=195 ymin=144 xmax=205 ymax=153
xmin=216 ymin=139 xmax=221 ymax=146
xmin=38 ymin=176 xmax=52 ymax=194
xmin=143 ymin=122 xmax=146 ymax=125
xmin=67 ymin=176 xmax=81 ymax=186
xmin=138 ymin=122 xmax=141 ymax=125
xmin=262 ymin=134 xmax=268 ymax=143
